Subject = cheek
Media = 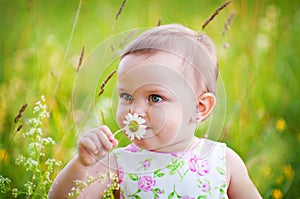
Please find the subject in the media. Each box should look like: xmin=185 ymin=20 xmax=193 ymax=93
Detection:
xmin=148 ymin=106 xmax=165 ymax=134
xmin=179 ymin=92 xmax=198 ymax=121
xmin=116 ymin=104 xmax=129 ymax=127
xmin=150 ymin=103 xmax=182 ymax=133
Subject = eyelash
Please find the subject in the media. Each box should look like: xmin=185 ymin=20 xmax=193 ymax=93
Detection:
xmin=149 ymin=94 xmax=163 ymax=103
xmin=120 ymin=93 xmax=133 ymax=101
xmin=119 ymin=93 xmax=163 ymax=103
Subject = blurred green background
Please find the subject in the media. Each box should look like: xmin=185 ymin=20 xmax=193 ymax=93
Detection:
xmin=1 ymin=0 xmax=300 ymax=198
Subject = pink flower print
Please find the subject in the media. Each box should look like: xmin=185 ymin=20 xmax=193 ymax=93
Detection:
xmin=180 ymin=196 xmax=195 ymax=199
xmin=125 ymin=144 xmax=139 ymax=152
xmin=200 ymin=182 xmax=210 ymax=192
xmin=199 ymin=159 xmax=210 ymax=175
xmin=141 ymin=159 xmax=151 ymax=169
xmin=137 ymin=175 xmax=156 ymax=192
xmin=197 ymin=179 xmax=211 ymax=193
xmin=188 ymin=155 xmax=210 ymax=176
xmin=171 ymin=152 xmax=178 ymax=157
xmin=189 ymin=155 xmax=198 ymax=173
xmin=153 ymin=188 xmax=165 ymax=198
xmin=138 ymin=158 xmax=152 ymax=171
xmin=118 ymin=167 xmax=124 ymax=184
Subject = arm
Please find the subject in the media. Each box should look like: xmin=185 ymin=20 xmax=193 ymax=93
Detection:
xmin=48 ymin=126 xmax=118 ymax=199
xmin=226 ymin=148 xmax=262 ymax=199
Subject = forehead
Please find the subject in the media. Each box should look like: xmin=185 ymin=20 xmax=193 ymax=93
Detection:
xmin=118 ymin=51 xmax=184 ymax=76
xmin=117 ymin=52 xmax=196 ymax=96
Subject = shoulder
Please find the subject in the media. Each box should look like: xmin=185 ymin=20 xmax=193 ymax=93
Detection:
xmin=226 ymin=147 xmax=262 ymax=199
xmin=199 ymin=138 xmax=226 ymax=155
xmin=226 ymin=147 xmax=247 ymax=176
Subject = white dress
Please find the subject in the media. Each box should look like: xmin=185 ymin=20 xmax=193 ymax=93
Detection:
xmin=113 ymin=138 xmax=228 ymax=199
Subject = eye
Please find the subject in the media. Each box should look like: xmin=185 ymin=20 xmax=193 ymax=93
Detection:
xmin=149 ymin=94 xmax=163 ymax=103
xmin=120 ymin=93 xmax=133 ymax=101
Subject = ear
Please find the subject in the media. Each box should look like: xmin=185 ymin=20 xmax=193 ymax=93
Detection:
xmin=192 ymin=92 xmax=216 ymax=123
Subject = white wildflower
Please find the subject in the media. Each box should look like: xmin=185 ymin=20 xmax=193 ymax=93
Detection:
xmin=23 ymin=158 xmax=38 ymax=171
xmin=0 ymin=176 xmax=11 ymax=193
xmin=15 ymin=155 xmax=26 ymax=165
xmin=28 ymin=118 xmax=42 ymax=126
xmin=41 ymin=137 xmax=55 ymax=145
xmin=12 ymin=188 xmax=18 ymax=198
xmin=33 ymin=105 xmax=40 ymax=114
xmin=24 ymin=181 xmax=35 ymax=195
xmin=29 ymin=142 xmax=40 ymax=149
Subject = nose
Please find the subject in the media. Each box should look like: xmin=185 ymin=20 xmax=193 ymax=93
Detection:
xmin=129 ymin=100 xmax=148 ymax=118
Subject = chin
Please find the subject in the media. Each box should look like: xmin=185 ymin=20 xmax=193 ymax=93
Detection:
xmin=133 ymin=139 xmax=157 ymax=150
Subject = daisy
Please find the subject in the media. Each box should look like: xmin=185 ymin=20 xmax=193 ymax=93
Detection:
xmin=122 ymin=113 xmax=147 ymax=140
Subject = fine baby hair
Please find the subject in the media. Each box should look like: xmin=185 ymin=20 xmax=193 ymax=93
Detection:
xmin=122 ymin=24 xmax=219 ymax=95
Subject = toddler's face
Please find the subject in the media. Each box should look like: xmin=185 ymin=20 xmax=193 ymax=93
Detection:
xmin=116 ymin=51 xmax=199 ymax=152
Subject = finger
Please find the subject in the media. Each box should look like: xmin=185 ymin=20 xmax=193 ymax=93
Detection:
xmin=95 ymin=129 xmax=114 ymax=150
xmin=99 ymin=125 xmax=119 ymax=147
xmin=78 ymin=136 xmax=99 ymax=154
xmin=111 ymin=138 xmax=119 ymax=147
xmin=84 ymin=131 xmax=109 ymax=155
xmin=99 ymin=125 xmax=114 ymax=138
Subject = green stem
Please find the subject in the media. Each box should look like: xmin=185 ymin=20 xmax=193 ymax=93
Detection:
xmin=2 ymin=124 xmax=16 ymax=165
xmin=99 ymin=108 xmax=106 ymax=125
xmin=48 ymin=0 xmax=82 ymax=116
xmin=113 ymin=128 xmax=124 ymax=137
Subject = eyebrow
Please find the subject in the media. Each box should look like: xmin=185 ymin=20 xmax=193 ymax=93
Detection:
xmin=117 ymin=87 xmax=133 ymax=95
xmin=142 ymin=85 xmax=171 ymax=94
xmin=117 ymin=84 xmax=171 ymax=94
xmin=145 ymin=87 xmax=165 ymax=92
xmin=117 ymin=86 xmax=127 ymax=91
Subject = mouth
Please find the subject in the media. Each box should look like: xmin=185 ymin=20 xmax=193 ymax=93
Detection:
xmin=141 ymin=127 xmax=157 ymax=139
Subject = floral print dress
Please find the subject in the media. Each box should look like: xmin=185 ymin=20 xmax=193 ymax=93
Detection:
xmin=113 ymin=138 xmax=228 ymax=199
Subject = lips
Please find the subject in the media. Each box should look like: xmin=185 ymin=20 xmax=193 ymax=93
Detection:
xmin=140 ymin=128 xmax=158 ymax=139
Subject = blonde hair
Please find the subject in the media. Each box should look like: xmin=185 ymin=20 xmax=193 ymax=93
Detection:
xmin=121 ymin=24 xmax=218 ymax=94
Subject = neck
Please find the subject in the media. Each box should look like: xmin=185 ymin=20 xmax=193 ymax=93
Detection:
xmin=154 ymin=136 xmax=200 ymax=153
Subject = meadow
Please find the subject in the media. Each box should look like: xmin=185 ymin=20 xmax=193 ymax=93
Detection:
xmin=0 ymin=0 xmax=300 ymax=198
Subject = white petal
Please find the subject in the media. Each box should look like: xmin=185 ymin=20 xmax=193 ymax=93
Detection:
xmin=135 ymin=135 xmax=141 ymax=140
xmin=129 ymin=134 xmax=134 ymax=141
xmin=125 ymin=114 xmax=131 ymax=121
xmin=123 ymin=120 xmax=129 ymax=125
xmin=138 ymin=118 xmax=146 ymax=124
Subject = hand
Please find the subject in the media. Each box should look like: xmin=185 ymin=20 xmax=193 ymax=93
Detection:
xmin=77 ymin=125 xmax=118 ymax=166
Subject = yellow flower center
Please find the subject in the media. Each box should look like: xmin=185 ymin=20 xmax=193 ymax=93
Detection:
xmin=128 ymin=120 xmax=139 ymax=132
